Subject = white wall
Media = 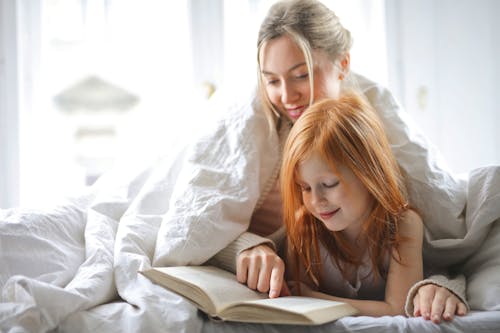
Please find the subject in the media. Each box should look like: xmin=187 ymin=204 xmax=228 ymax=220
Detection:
xmin=386 ymin=0 xmax=500 ymax=174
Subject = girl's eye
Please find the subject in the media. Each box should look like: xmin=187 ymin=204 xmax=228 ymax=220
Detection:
xmin=299 ymin=184 xmax=311 ymax=192
xmin=322 ymin=181 xmax=339 ymax=188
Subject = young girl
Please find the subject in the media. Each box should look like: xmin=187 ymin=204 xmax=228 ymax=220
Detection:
xmin=280 ymin=93 xmax=424 ymax=316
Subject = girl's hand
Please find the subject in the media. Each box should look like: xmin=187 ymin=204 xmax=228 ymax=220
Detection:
xmin=236 ymin=244 xmax=290 ymax=298
xmin=413 ymin=284 xmax=468 ymax=323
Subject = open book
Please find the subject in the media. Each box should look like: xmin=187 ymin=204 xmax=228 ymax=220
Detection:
xmin=140 ymin=265 xmax=358 ymax=325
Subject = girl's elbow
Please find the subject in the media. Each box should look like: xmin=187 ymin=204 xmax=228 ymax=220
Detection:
xmin=384 ymin=302 xmax=407 ymax=317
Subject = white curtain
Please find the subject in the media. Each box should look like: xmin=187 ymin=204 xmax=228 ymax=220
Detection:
xmin=0 ymin=0 xmax=20 ymax=208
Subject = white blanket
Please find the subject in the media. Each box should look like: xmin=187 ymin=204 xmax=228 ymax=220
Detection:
xmin=1 ymin=78 xmax=499 ymax=332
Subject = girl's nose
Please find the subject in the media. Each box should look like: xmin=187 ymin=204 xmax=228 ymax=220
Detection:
xmin=311 ymin=187 xmax=325 ymax=205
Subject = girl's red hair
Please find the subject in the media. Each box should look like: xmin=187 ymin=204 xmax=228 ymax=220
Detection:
xmin=280 ymin=93 xmax=409 ymax=288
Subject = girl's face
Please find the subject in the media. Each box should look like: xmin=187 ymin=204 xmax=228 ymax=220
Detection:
xmin=297 ymin=151 xmax=373 ymax=242
xmin=259 ymin=34 xmax=345 ymax=122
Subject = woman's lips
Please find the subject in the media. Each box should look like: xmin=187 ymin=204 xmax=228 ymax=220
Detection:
xmin=286 ymin=106 xmax=306 ymax=120
xmin=319 ymin=208 xmax=340 ymax=220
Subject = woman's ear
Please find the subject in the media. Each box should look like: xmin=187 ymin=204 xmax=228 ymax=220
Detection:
xmin=340 ymin=52 xmax=351 ymax=74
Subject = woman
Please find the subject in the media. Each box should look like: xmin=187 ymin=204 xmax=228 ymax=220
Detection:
xmin=207 ymin=0 xmax=467 ymax=322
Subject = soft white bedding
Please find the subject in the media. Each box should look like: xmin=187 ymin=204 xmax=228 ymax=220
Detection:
xmin=1 ymin=80 xmax=500 ymax=332
xmin=2 ymin=176 xmax=498 ymax=333
xmin=202 ymin=311 xmax=500 ymax=333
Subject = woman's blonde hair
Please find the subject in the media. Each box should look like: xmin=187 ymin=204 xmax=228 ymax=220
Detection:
xmin=256 ymin=0 xmax=353 ymax=128
xmin=280 ymin=93 xmax=409 ymax=287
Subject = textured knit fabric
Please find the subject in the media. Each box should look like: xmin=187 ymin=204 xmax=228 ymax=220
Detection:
xmin=248 ymin=180 xmax=283 ymax=237
xmin=404 ymin=274 xmax=469 ymax=317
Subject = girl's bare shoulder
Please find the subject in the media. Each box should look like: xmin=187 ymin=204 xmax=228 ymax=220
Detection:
xmin=399 ymin=209 xmax=424 ymax=238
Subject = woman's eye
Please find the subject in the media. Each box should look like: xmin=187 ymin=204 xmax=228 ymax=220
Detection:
xmin=266 ymin=78 xmax=279 ymax=85
xmin=295 ymin=73 xmax=308 ymax=80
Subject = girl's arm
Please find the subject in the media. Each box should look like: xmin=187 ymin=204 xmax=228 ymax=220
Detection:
xmin=300 ymin=210 xmax=424 ymax=316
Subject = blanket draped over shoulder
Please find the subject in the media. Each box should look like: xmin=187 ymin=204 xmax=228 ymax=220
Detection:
xmin=1 ymin=74 xmax=499 ymax=333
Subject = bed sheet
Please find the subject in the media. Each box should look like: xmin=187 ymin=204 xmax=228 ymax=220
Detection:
xmin=200 ymin=310 xmax=500 ymax=333
xmin=59 ymin=298 xmax=500 ymax=333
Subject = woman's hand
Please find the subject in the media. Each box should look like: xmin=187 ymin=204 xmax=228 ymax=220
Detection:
xmin=413 ymin=284 xmax=468 ymax=323
xmin=236 ymin=244 xmax=290 ymax=298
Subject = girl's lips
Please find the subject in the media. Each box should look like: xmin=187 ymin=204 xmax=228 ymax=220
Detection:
xmin=319 ymin=208 xmax=340 ymax=220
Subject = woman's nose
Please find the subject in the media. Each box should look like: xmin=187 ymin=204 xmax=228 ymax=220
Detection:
xmin=281 ymin=82 xmax=298 ymax=104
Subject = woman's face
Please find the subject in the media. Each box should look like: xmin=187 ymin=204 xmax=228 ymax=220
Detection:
xmin=259 ymin=34 xmax=345 ymax=123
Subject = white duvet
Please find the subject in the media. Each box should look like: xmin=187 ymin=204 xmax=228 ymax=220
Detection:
xmin=1 ymin=75 xmax=499 ymax=333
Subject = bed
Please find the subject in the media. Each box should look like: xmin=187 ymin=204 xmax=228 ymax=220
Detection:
xmin=1 ymin=82 xmax=500 ymax=332
xmin=2 ymin=181 xmax=499 ymax=333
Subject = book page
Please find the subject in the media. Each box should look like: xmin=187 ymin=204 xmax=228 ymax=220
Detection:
xmin=223 ymin=296 xmax=358 ymax=325
xmin=150 ymin=266 xmax=268 ymax=313
xmin=246 ymin=295 xmax=346 ymax=312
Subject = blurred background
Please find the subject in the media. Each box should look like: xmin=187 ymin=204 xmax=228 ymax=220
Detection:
xmin=1 ymin=0 xmax=499 ymax=208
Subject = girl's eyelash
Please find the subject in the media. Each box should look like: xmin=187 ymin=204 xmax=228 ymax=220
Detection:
xmin=298 ymin=184 xmax=310 ymax=191
xmin=323 ymin=181 xmax=339 ymax=188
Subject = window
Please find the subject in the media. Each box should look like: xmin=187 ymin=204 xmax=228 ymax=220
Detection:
xmin=17 ymin=0 xmax=198 ymax=207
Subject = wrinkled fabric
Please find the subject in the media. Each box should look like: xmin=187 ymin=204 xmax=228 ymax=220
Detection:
xmin=0 ymin=75 xmax=499 ymax=333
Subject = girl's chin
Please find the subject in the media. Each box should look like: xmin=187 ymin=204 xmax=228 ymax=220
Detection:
xmin=319 ymin=217 xmax=344 ymax=233
xmin=324 ymin=224 xmax=340 ymax=232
